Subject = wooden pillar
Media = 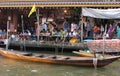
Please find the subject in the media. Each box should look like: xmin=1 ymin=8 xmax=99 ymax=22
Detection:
xmin=12 ymin=10 xmax=18 ymax=34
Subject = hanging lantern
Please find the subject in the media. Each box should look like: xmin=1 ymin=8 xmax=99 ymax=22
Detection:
xmin=64 ymin=9 xmax=67 ymax=13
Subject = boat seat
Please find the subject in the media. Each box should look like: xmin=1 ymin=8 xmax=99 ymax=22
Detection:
xmin=22 ymin=52 xmax=33 ymax=56
xmin=40 ymin=55 xmax=58 ymax=59
xmin=51 ymin=56 xmax=57 ymax=59
xmin=37 ymin=54 xmax=44 ymax=57
xmin=64 ymin=57 xmax=70 ymax=60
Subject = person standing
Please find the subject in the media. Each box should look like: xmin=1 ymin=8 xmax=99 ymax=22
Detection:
xmin=117 ymin=24 xmax=120 ymax=39
xmin=107 ymin=23 xmax=114 ymax=38
xmin=63 ymin=19 xmax=69 ymax=31
xmin=100 ymin=24 xmax=104 ymax=37
xmin=71 ymin=22 xmax=77 ymax=32
xmin=86 ymin=20 xmax=92 ymax=38
xmin=93 ymin=25 xmax=99 ymax=39
xmin=78 ymin=19 xmax=82 ymax=29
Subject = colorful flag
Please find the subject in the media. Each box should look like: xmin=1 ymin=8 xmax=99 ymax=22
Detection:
xmin=28 ymin=4 xmax=36 ymax=17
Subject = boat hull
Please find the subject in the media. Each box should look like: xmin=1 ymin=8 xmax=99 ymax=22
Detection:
xmin=0 ymin=49 xmax=119 ymax=67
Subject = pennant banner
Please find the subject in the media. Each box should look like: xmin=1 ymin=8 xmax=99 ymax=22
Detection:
xmin=28 ymin=4 xmax=36 ymax=17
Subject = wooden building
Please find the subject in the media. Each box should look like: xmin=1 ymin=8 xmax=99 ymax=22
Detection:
xmin=0 ymin=0 xmax=120 ymax=33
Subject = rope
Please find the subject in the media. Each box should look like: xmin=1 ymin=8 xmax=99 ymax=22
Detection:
xmin=93 ymin=58 xmax=98 ymax=69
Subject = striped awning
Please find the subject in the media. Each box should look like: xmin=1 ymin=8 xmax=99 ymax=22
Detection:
xmin=0 ymin=0 xmax=120 ymax=7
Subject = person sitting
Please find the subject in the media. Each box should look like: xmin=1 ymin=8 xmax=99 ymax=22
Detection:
xmin=45 ymin=29 xmax=51 ymax=41
xmin=59 ymin=28 xmax=66 ymax=42
xmin=72 ymin=29 xmax=78 ymax=37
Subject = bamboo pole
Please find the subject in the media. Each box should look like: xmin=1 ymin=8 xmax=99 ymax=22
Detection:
xmin=6 ymin=16 xmax=11 ymax=51
xmin=102 ymin=24 xmax=108 ymax=57
xmin=36 ymin=8 xmax=40 ymax=41
xmin=6 ymin=21 xmax=9 ymax=51
xmin=21 ymin=15 xmax=26 ymax=51
xmin=81 ymin=15 xmax=84 ymax=42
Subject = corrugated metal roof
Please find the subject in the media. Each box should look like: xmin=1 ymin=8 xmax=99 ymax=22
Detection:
xmin=0 ymin=0 xmax=120 ymax=7
xmin=0 ymin=0 xmax=120 ymax=2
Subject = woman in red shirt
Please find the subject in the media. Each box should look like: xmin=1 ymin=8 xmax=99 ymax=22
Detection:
xmin=93 ymin=25 xmax=99 ymax=39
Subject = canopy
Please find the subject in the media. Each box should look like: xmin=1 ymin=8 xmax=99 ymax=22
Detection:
xmin=82 ymin=8 xmax=120 ymax=19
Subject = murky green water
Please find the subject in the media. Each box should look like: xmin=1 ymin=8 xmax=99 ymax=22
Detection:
xmin=0 ymin=55 xmax=120 ymax=76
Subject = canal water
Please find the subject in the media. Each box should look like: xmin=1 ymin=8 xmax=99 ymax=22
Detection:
xmin=0 ymin=55 xmax=120 ymax=76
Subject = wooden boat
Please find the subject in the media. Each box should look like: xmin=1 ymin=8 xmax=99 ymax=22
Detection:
xmin=0 ymin=48 xmax=119 ymax=67
xmin=73 ymin=50 xmax=95 ymax=57
xmin=73 ymin=50 xmax=104 ymax=58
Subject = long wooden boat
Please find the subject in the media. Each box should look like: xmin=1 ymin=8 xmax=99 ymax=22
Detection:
xmin=0 ymin=48 xmax=119 ymax=67
xmin=72 ymin=50 xmax=111 ymax=59
xmin=73 ymin=50 xmax=95 ymax=57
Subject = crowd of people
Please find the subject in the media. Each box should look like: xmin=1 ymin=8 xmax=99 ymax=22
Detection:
xmin=0 ymin=18 xmax=120 ymax=43
xmin=92 ymin=21 xmax=120 ymax=39
xmin=28 ymin=19 xmax=120 ymax=42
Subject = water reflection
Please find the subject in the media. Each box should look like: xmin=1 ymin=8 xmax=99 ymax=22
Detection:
xmin=0 ymin=56 xmax=120 ymax=76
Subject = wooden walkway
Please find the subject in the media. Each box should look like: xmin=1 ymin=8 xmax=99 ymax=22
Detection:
xmin=9 ymin=40 xmax=85 ymax=50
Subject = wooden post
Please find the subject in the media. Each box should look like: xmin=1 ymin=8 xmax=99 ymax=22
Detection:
xmin=6 ymin=16 xmax=11 ymax=51
xmin=6 ymin=21 xmax=9 ymax=51
xmin=21 ymin=15 xmax=26 ymax=51
xmin=102 ymin=24 xmax=108 ymax=57
xmin=81 ymin=15 xmax=84 ymax=42
xmin=36 ymin=8 xmax=40 ymax=42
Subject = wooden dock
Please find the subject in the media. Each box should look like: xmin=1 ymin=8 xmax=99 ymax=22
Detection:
xmin=1 ymin=39 xmax=120 ymax=55
xmin=8 ymin=40 xmax=85 ymax=51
